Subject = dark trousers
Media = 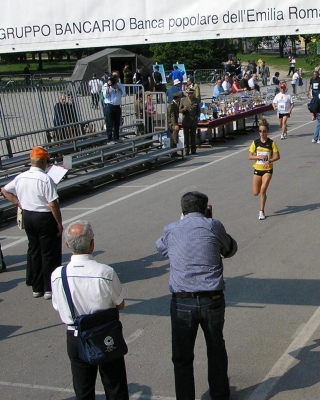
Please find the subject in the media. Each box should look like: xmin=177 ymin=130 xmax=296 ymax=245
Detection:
xmin=182 ymin=121 xmax=197 ymax=153
xmin=91 ymin=93 xmax=100 ymax=108
xmin=67 ymin=331 xmax=129 ymax=400
xmin=23 ymin=211 xmax=62 ymax=292
xmin=171 ymin=295 xmax=230 ymax=400
xmin=103 ymin=104 xmax=121 ymax=141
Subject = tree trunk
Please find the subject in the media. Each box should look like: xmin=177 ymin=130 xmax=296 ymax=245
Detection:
xmin=38 ymin=52 xmax=43 ymax=71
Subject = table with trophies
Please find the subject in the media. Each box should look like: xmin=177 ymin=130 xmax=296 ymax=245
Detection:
xmin=196 ymin=90 xmax=275 ymax=146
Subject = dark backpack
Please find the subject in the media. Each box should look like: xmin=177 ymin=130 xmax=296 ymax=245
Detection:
xmin=307 ymin=94 xmax=320 ymax=113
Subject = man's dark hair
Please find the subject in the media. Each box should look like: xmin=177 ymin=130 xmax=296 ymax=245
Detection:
xmin=181 ymin=191 xmax=208 ymax=215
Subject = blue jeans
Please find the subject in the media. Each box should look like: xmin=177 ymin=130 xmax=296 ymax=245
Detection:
xmin=313 ymin=113 xmax=320 ymax=141
xmin=171 ymin=294 xmax=230 ymax=400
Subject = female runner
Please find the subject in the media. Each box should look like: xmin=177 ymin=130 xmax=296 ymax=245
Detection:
xmin=248 ymin=116 xmax=280 ymax=220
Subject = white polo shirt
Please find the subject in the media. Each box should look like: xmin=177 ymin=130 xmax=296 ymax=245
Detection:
xmin=51 ymin=254 xmax=124 ymax=329
xmin=4 ymin=167 xmax=58 ymax=212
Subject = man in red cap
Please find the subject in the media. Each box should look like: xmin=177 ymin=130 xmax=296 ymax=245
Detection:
xmin=1 ymin=146 xmax=63 ymax=299
xmin=272 ymin=83 xmax=294 ymax=139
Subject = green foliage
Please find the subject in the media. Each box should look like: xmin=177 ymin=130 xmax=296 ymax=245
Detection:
xmin=149 ymin=39 xmax=236 ymax=70
xmin=305 ymin=36 xmax=320 ymax=68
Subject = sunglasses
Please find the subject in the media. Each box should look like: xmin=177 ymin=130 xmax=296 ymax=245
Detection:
xmin=259 ymin=129 xmax=268 ymax=133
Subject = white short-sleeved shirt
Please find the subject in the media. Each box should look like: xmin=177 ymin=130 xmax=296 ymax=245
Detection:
xmin=51 ymin=254 xmax=124 ymax=329
xmin=222 ymin=81 xmax=231 ymax=92
xmin=88 ymin=78 xmax=102 ymax=94
xmin=4 ymin=167 xmax=58 ymax=212
xmin=273 ymin=93 xmax=294 ymax=114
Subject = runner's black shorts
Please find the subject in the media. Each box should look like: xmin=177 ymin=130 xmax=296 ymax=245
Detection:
xmin=254 ymin=169 xmax=273 ymax=176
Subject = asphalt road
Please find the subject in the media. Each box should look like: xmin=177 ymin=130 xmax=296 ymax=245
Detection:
xmin=1 ymin=85 xmax=320 ymax=400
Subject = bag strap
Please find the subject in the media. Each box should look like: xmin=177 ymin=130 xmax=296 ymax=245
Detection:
xmin=61 ymin=266 xmax=76 ymax=322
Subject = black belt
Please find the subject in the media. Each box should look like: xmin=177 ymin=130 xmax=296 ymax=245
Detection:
xmin=172 ymin=290 xmax=223 ymax=299
xmin=105 ymin=103 xmax=121 ymax=107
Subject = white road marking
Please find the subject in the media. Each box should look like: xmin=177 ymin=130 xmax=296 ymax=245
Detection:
xmin=1 ymin=120 xmax=312 ymax=252
xmin=0 ymin=380 xmax=184 ymax=399
xmin=247 ymin=306 xmax=320 ymax=400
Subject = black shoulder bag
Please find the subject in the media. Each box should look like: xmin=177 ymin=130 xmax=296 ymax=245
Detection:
xmin=61 ymin=266 xmax=128 ymax=365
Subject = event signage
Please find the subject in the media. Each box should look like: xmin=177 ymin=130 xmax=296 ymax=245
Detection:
xmin=1 ymin=1 xmax=320 ymax=53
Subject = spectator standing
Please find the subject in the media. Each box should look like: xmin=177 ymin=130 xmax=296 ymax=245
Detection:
xmin=141 ymin=66 xmax=151 ymax=91
xmin=287 ymin=56 xmax=296 ymax=76
xmin=24 ymin=64 xmax=31 ymax=85
xmin=306 ymin=70 xmax=320 ymax=97
xmin=179 ymin=88 xmax=200 ymax=155
xmin=133 ymin=66 xmax=142 ymax=94
xmin=51 ymin=220 xmax=129 ymax=400
xmin=144 ymin=92 xmax=156 ymax=134
xmin=167 ymin=79 xmax=182 ymax=103
xmin=259 ymin=61 xmax=270 ymax=86
xmin=88 ymin=73 xmax=102 ymax=109
xmin=1 ymin=146 xmax=63 ymax=299
xmin=186 ymin=76 xmax=201 ymax=102
xmin=291 ymin=69 xmax=300 ymax=96
xmin=102 ymin=76 xmax=125 ymax=143
xmin=53 ymin=94 xmax=68 ymax=140
xmin=272 ymin=83 xmax=294 ymax=139
xmin=168 ymin=65 xmax=184 ymax=90
xmin=167 ymin=91 xmax=182 ymax=155
xmin=152 ymin=65 xmax=163 ymax=103
xmin=155 ymin=191 xmax=237 ymax=400
xmin=122 ymin=63 xmax=132 ymax=84
xmin=311 ymin=94 xmax=320 ymax=143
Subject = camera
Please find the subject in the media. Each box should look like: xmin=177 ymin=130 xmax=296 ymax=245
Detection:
xmin=107 ymin=76 xmax=116 ymax=86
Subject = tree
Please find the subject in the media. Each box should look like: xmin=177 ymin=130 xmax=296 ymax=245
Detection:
xmin=149 ymin=39 xmax=237 ymax=70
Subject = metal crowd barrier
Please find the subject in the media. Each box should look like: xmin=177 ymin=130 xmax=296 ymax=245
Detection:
xmin=0 ymin=82 xmax=169 ymax=158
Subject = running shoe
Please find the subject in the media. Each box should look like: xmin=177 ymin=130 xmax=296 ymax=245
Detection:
xmin=259 ymin=211 xmax=266 ymax=220
xmin=317 ymin=140 xmax=320 ymax=144
xmin=280 ymin=134 xmax=285 ymax=140
xmin=283 ymin=132 xmax=287 ymax=137
xmin=312 ymin=139 xmax=316 ymax=143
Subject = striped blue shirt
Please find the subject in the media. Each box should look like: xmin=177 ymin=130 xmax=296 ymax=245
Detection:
xmin=155 ymin=212 xmax=237 ymax=293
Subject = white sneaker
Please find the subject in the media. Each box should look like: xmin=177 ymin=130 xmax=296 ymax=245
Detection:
xmin=317 ymin=140 xmax=320 ymax=144
xmin=44 ymin=291 xmax=52 ymax=300
xmin=283 ymin=132 xmax=287 ymax=137
xmin=280 ymin=134 xmax=285 ymax=140
xmin=259 ymin=211 xmax=266 ymax=220
xmin=312 ymin=139 xmax=316 ymax=143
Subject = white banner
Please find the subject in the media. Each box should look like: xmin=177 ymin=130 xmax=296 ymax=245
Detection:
xmin=1 ymin=1 xmax=319 ymax=53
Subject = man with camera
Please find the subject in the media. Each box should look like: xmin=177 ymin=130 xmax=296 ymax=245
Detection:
xmin=102 ymin=76 xmax=125 ymax=143
xmin=155 ymin=191 xmax=237 ymax=400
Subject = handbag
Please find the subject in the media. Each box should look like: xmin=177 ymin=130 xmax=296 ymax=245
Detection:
xmin=61 ymin=266 xmax=128 ymax=365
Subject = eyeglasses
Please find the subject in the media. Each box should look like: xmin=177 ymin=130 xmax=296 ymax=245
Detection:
xmin=259 ymin=129 xmax=267 ymax=133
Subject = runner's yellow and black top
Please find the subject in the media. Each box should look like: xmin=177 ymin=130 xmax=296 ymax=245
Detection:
xmin=249 ymin=138 xmax=279 ymax=171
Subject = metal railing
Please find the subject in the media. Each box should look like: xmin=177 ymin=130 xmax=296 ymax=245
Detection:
xmin=0 ymin=81 xmax=168 ymax=158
